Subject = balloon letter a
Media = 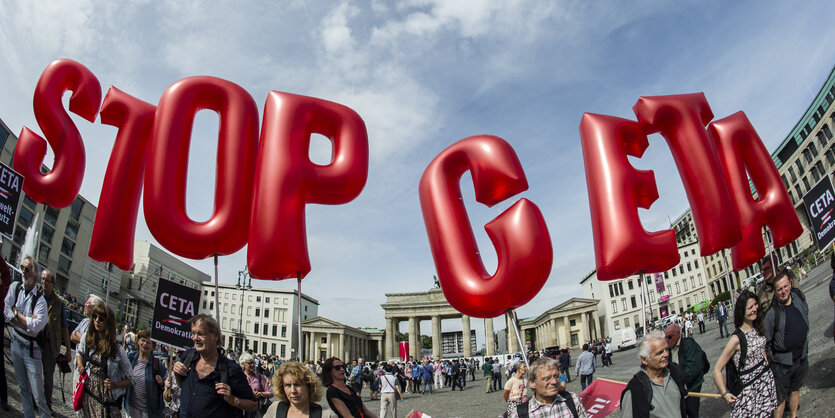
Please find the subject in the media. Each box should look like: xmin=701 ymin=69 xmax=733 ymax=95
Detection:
xmin=419 ymin=135 xmax=552 ymax=318
xmin=709 ymin=112 xmax=802 ymax=270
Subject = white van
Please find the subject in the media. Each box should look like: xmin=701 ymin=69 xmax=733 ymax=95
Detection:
xmin=616 ymin=327 xmax=637 ymax=351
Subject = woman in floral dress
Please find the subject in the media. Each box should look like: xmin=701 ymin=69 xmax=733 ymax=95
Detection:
xmin=712 ymin=290 xmax=777 ymax=417
xmin=75 ymin=305 xmax=132 ymax=418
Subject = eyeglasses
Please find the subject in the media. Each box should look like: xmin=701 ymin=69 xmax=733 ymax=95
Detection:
xmin=333 ymin=364 xmax=345 ymax=370
xmin=93 ymin=314 xmax=105 ymax=323
xmin=539 ymin=374 xmax=560 ymax=382
xmin=193 ymin=331 xmax=210 ymax=338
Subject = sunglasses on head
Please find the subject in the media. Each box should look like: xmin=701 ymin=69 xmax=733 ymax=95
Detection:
xmin=333 ymin=364 xmax=345 ymax=370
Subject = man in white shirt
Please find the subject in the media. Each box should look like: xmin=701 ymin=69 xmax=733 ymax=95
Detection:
xmin=4 ymin=256 xmax=50 ymax=418
xmin=697 ymin=311 xmax=705 ymax=334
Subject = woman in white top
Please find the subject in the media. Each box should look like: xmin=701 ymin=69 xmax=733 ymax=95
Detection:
xmin=503 ymin=363 xmax=528 ymax=414
xmin=378 ymin=363 xmax=402 ymax=418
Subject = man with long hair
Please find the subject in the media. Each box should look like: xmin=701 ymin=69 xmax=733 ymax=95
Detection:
xmin=4 ymin=255 xmax=50 ymax=418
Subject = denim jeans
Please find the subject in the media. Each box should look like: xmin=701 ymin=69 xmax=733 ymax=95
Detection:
xmin=11 ymin=339 xmax=51 ymax=418
xmin=422 ymin=377 xmax=433 ymax=394
xmin=580 ymin=373 xmax=594 ymax=390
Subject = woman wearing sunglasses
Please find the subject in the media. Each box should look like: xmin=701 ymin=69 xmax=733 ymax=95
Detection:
xmin=76 ymin=305 xmax=132 ymax=417
xmin=322 ymin=357 xmax=377 ymax=418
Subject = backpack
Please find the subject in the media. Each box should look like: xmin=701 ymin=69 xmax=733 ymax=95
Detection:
xmin=724 ymin=329 xmax=766 ymax=396
xmin=12 ymin=282 xmax=48 ymax=356
xmin=516 ymin=390 xmax=578 ymax=418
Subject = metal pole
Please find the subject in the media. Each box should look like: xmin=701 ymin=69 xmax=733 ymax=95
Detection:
xmin=764 ymin=232 xmax=777 ymax=279
xmin=214 ymin=255 xmax=220 ymax=321
xmin=639 ymin=273 xmax=647 ymax=336
xmin=507 ymin=310 xmax=529 ymax=369
xmin=104 ymin=263 xmax=112 ymax=306
xmin=721 ymin=250 xmax=733 ymax=293
xmin=297 ymin=273 xmax=303 ymax=362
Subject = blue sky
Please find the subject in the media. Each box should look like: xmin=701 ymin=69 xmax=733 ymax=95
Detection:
xmin=1 ymin=0 xmax=834 ymax=345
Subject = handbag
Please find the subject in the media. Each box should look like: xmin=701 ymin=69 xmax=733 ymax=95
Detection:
xmin=382 ymin=375 xmax=401 ymax=400
xmin=257 ymin=373 xmax=272 ymax=415
xmin=73 ymin=371 xmax=87 ymax=411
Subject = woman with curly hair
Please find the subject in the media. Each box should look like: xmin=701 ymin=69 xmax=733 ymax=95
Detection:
xmin=75 ymin=305 xmax=132 ymax=417
xmin=264 ymin=361 xmax=336 ymax=418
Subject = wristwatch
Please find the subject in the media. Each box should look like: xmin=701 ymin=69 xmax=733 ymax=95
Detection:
xmin=233 ymin=396 xmax=240 ymax=407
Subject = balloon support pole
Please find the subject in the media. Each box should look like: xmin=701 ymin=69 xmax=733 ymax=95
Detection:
xmin=297 ymin=273 xmax=303 ymax=362
xmin=104 ymin=263 xmax=112 ymax=307
xmin=639 ymin=271 xmax=647 ymax=336
xmin=507 ymin=309 xmax=530 ymax=369
xmin=214 ymin=255 xmax=220 ymax=322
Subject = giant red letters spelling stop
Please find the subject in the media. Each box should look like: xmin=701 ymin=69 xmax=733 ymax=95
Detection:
xmin=14 ymin=59 xmax=368 ymax=281
xmin=14 ymin=60 xmax=802 ymax=318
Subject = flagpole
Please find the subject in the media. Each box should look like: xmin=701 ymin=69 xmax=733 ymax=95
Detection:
xmin=297 ymin=272 xmax=303 ymax=362
xmin=214 ymin=255 xmax=220 ymax=321
xmin=507 ymin=309 xmax=529 ymax=369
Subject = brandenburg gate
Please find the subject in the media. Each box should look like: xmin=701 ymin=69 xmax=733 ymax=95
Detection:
xmin=381 ymin=288 xmax=506 ymax=361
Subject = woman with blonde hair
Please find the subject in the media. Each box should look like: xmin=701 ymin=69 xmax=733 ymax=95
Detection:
xmin=75 ymin=305 xmax=132 ymax=417
xmin=264 ymin=361 xmax=336 ymax=418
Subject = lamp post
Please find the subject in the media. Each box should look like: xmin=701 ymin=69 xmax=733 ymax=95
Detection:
xmin=236 ymin=267 xmax=252 ymax=356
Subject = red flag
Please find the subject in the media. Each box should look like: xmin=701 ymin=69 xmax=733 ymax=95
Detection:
xmin=579 ymin=379 xmax=626 ymax=417
xmin=399 ymin=341 xmax=409 ymax=361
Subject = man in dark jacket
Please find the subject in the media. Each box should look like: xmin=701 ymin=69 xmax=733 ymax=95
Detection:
xmin=621 ymin=330 xmax=686 ymax=418
xmin=558 ymin=349 xmax=571 ymax=382
xmin=764 ymin=270 xmax=809 ymax=418
xmin=665 ymin=324 xmax=707 ymax=417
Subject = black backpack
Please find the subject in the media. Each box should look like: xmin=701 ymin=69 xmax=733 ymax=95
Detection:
xmin=516 ymin=391 xmax=578 ymax=418
xmin=724 ymin=329 xmax=766 ymax=396
xmin=12 ymin=282 xmax=48 ymax=356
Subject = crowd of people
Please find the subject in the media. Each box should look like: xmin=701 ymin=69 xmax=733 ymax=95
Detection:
xmin=1 ymin=246 xmax=827 ymax=418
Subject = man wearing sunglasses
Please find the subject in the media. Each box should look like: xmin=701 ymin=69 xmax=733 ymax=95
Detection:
xmin=4 ymin=255 xmax=50 ymax=418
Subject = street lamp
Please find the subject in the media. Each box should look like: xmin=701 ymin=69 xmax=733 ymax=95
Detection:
xmin=236 ymin=267 xmax=252 ymax=355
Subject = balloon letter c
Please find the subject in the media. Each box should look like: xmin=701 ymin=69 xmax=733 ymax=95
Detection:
xmin=709 ymin=112 xmax=802 ymax=270
xmin=247 ymin=92 xmax=369 ymax=280
xmin=419 ymin=135 xmax=553 ymax=318
xmin=144 ymin=76 xmax=259 ymax=259
xmin=14 ymin=59 xmax=101 ymax=208
xmin=580 ymin=113 xmax=678 ymax=281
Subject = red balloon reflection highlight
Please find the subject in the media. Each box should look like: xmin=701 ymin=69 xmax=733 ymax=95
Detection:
xmin=144 ymin=76 xmax=259 ymax=259
xmin=419 ymin=135 xmax=552 ymax=318
xmin=13 ymin=59 xmax=101 ymax=208
xmin=708 ymin=112 xmax=802 ymax=270
xmin=579 ymin=114 xmax=678 ymax=281
xmin=89 ymin=87 xmax=156 ymax=270
xmin=247 ymin=92 xmax=369 ymax=280
xmin=633 ymin=93 xmax=741 ymax=256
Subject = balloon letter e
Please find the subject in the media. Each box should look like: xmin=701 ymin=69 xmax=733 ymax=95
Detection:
xmin=419 ymin=135 xmax=553 ymax=318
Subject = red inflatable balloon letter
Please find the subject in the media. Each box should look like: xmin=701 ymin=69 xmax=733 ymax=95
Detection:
xmin=13 ymin=59 xmax=101 ymax=207
xmin=419 ymin=135 xmax=553 ymax=318
xmin=708 ymin=112 xmax=802 ymax=270
xmin=89 ymin=87 xmax=156 ymax=270
xmin=633 ymin=94 xmax=741 ymax=255
xmin=580 ymin=114 xmax=678 ymax=281
xmin=247 ymin=92 xmax=369 ymax=280
xmin=144 ymin=76 xmax=259 ymax=259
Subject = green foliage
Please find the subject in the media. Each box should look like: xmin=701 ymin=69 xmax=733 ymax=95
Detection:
xmin=138 ymin=324 xmax=147 ymax=331
xmin=711 ymin=291 xmax=731 ymax=306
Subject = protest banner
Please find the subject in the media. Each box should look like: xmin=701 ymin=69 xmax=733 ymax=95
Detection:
xmin=802 ymin=175 xmax=835 ymax=250
xmin=151 ymin=277 xmax=201 ymax=350
xmin=0 ymin=162 xmax=23 ymax=239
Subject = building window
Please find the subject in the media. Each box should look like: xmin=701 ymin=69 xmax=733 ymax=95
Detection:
xmin=624 ymin=317 xmax=630 ymax=327
xmin=58 ymin=256 xmax=71 ymax=274
xmin=266 ymin=297 xmax=270 ymax=303
xmin=272 ymin=325 xmax=277 ymax=336
xmin=256 ymin=296 xmax=261 ymax=303
xmin=627 ymin=280 xmax=633 ymax=290
xmin=280 ymin=345 xmax=286 ymax=358
xmin=281 ymin=326 xmax=287 ymax=338
xmin=788 ymin=166 xmax=797 ymax=182
xmin=255 ymin=308 xmax=260 ymax=317
xmin=265 ymin=309 xmax=269 ymax=318
xmin=18 ymin=207 xmax=34 ymax=228
xmin=263 ymin=323 xmax=268 ymax=335
xmin=44 ymin=206 xmax=59 ymax=226
xmin=621 ymin=298 xmax=627 ymax=310
xmin=614 ymin=320 xmax=620 ymax=330
xmin=694 ymin=260 xmax=699 ymax=268
xmin=69 ymin=198 xmax=84 ymax=221
xmin=65 ymin=220 xmax=79 ymax=241
xmin=272 ymin=343 xmax=276 ymax=355
xmin=683 ymin=280 xmax=688 ymax=291
xmin=202 ymin=301 xmax=207 ymax=310
xmin=569 ymin=319 xmax=576 ymax=327
xmin=612 ymin=301 xmax=618 ymax=314
xmin=61 ymin=237 xmax=75 ymax=257
xmin=41 ymin=224 xmax=55 ymax=244
xmin=630 ymin=296 xmax=637 ymax=308
xmin=254 ymin=323 xmax=259 ymax=334
xmin=675 ymin=283 xmax=681 ymax=294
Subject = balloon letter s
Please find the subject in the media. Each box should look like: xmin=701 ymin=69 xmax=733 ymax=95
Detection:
xmin=14 ymin=59 xmax=101 ymax=208
xmin=419 ymin=135 xmax=553 ymax=318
